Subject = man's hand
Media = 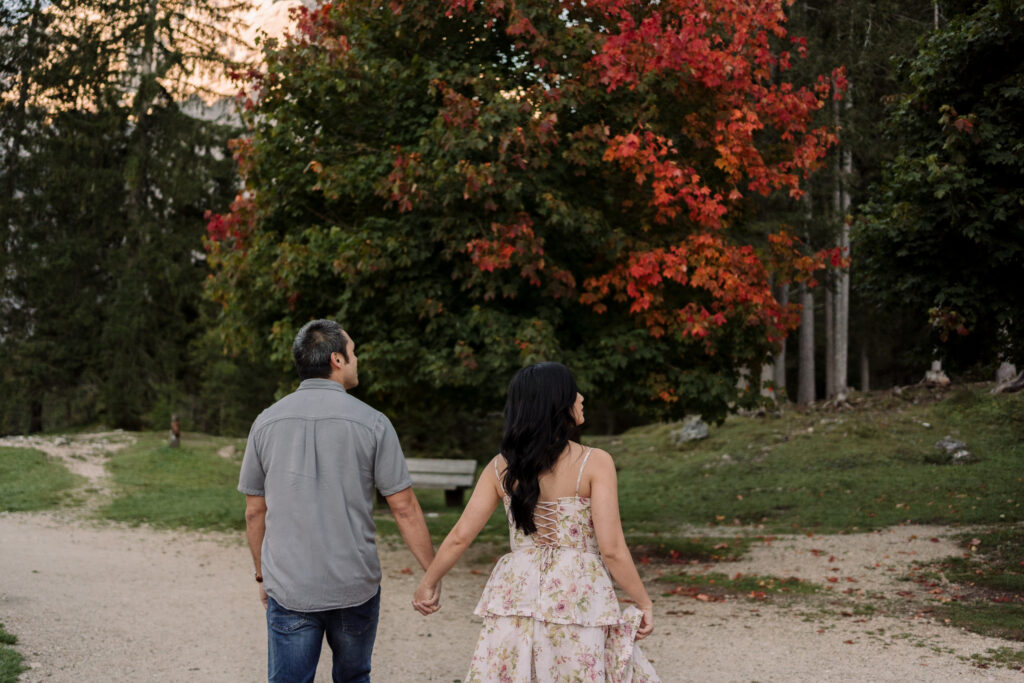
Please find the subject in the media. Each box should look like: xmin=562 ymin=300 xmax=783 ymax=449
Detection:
xmin=259 ymin=583 xmax=268 ymax=610
xmin=412 ymin=579 xmax=441 ymax=616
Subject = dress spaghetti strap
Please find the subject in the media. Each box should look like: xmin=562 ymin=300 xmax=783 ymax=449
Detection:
xmin=575 ymin=447 xmax=594 ymax=496
xmin=494 ymin=457 xmax=507 ymax=496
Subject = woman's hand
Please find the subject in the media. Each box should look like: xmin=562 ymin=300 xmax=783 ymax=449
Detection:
xmin=412 ymin=579 xmax=442 ymax=616
xmin=636 ymin=603 xmax=654 ymax=640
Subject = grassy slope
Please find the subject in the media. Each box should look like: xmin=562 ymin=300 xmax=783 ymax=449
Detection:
xmin=95 ymin=385 xmax=1022 ymax=539
xmin=598 ymin=385 xmax=1023 ymax=534
xmin=0 ymin=447 xmax=83 ymax=512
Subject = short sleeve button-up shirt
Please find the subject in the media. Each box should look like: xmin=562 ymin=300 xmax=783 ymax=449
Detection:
xmin=238 ymin=378 xmax=412 ymax=611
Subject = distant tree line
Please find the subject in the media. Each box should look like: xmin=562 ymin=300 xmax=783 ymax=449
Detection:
xmin=0 ymin=0 xmax=280 ymax=436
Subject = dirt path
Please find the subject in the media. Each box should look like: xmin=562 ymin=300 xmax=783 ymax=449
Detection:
xmin=1 ymin=436 xmax=1021 ymax=682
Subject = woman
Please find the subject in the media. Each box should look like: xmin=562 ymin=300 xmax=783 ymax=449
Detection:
xmin=413 ymin=362 xmax=659 ymax=682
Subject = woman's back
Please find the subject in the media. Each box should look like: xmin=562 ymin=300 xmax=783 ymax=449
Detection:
xmin=532 ymin=442 xmax=593 ymax=500
xmin=496 ymin=444 xmax=596 ymax=552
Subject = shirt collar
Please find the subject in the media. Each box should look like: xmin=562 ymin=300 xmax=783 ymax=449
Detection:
xmin=297 ymin=378 xmax=348 ymax=393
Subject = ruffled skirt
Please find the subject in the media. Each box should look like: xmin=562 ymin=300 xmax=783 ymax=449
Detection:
xmin=468 ymin=546 xmax=660 ymax=682
xmin=464 ymin=606 xmax=658 ymax=682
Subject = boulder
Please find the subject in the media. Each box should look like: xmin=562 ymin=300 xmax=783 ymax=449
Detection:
xmin=935 ymin=436 xmax=972 ymax=463
xmin=670 ymin=416 xmax=709 ymax=445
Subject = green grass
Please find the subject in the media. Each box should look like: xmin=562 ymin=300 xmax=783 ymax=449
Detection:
xmin=965 ymin=647 xmax=1024 ymax=671
xmin=100 ymin=431 xmax=508 ymax=540
xmin=628 ymin=535 xmax=753 ymax=562
xmin=96 ymin=386 xmax=1022 ymax=556
xmin=659 ymin=571 xmax=820 ymax=598
xmin=0 ymin=622 xmax=26 ymax=683
xmin=943 ymin=528 xmax=1024 ymax=594
xmin=100 ymin=432 xmax=247 ymax=531
xmin=593 ymin=386 xmax=1024 ymax=533
xmin=0 ymin=447 xmax=83 ymax=512
xmin=374 ymin=488 xmax=509 ymax=546
xmin=915 ymin=526 xmax=1024 ymax=642
xmin=938 ymin=602 xmax=1024 ymax=642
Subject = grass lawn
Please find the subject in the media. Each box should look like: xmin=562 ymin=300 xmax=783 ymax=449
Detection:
xmin=100 ymin=431 xmax=248 ymax=531
xmin=96 ymin=385 xmax=1022 ymax=543
xmin=0 ymin=447 xmax=83 ymax=512
xmin=0 ymin=622 xmax=25 ymax=683
xmin=595 ymin=385 xmax=1023 ymax=534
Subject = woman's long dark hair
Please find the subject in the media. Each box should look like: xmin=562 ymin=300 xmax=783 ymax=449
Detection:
xmin=500 ymin=362 xmax=580 ymax=535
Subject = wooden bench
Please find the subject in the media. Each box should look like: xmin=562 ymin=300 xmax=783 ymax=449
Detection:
xmin=406 ymin=458 xmax=478 ymax=507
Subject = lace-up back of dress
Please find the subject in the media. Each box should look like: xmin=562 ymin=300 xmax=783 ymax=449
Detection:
xmin=496 ymin=448 xmax=596 ymax=552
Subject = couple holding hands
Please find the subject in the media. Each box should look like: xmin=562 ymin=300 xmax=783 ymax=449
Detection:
xmin=240 ymin=320 xmax=659 ymax=682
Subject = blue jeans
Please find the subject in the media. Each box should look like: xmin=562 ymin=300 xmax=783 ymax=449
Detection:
xmin=266 ymin=588 xmax=380 ymax=683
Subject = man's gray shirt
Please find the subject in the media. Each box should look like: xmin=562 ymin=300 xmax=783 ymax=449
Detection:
xmin=238 ymin=378 xmax=412 ymax=612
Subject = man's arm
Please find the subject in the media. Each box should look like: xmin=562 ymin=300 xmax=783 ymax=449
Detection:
xmin=384 ymin=487 xmax=436 ymax=572
xmin=244 ymin=494 xmax=268 ymax=609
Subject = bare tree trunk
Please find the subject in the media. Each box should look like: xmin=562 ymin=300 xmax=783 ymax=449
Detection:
xmin=773 ymin=283 xmax=789 ymax=399
xmin=825 ymin=281 xmax=835 ymax=398
xmin=760 ymin=364 xmax=775 ymax=400
xmin=829 ymin=90 xmax=852 ymax=400
xmin=860 ymin=343 xmax=870 ymax=392
xmin=798 ymin=283 xmax=816 ymax=405
xmin=836 ymin=152 xmax=852 ymax=399
xmin=29 ymin=400 xmax=43 ymax=434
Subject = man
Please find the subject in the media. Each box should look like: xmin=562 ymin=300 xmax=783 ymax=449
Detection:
xmin=239 ymin=319 xmax=438 ymax=683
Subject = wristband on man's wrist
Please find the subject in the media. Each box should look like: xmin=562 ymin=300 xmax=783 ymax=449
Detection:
xmin=255 ymin=572 xmax=263 ymax=583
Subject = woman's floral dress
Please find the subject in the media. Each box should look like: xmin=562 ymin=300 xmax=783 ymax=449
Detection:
xmin=465 ymin=450 xmax=660 ymax=682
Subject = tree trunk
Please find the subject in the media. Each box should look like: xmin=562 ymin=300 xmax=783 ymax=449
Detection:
xmin=760 ymin=363 xmax=775 ymax=400
xmin=835 ymin=166 xmax=851 ymax=398
xmin=29 ymin=400 xmax=43 ymax=434
xmin=825 ymin=281 xmax=835 ymax=398
xmin=798 ymin=283 xmax=816 ymax=405
xmin=860 ymin=342 xmax=870 ymax=392
xmin=773 ymin=282 xmax=789 ymax=399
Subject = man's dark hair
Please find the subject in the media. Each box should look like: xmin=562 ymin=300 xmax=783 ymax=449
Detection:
xmin=292 ymin=319 xmax=349 ymax=380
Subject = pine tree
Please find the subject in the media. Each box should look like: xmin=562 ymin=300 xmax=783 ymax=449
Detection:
xmin=0 ymin=0 xmax=246 ymax=432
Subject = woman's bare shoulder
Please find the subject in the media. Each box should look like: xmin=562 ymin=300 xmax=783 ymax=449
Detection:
xmin=583 ymin=446 xmax=614 ymax=469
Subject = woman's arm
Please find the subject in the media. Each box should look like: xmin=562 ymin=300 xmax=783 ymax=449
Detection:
xmin=588 ymin=449 xmax=655 ymax=638
xmin=412 ymin=456 xmax=503 ymax=615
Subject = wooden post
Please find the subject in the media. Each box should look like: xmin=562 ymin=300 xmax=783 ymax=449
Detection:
xmin=169 ymin=414 xmax=181 ymax=448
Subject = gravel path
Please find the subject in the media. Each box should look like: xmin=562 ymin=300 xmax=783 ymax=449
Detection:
xmin=1 ymin=436 xmax=1021 ymax=682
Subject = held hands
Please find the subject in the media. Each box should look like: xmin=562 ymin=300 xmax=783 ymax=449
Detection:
xmin=412 ymin=579 xmax=442 ymax=616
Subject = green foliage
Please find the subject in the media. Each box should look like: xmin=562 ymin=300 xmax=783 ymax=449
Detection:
xmin=0 ymin=622 xmax=26 ymax=683
xmin=204 ymin=0 xmax=842 ymax=449
xmin=0 ymin=447 xmax=82 ymax=512
xmin=857 ymin=1 xmax=1024 ymax=369
xmin=0 ymin=0 xmax=250 ymax=435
